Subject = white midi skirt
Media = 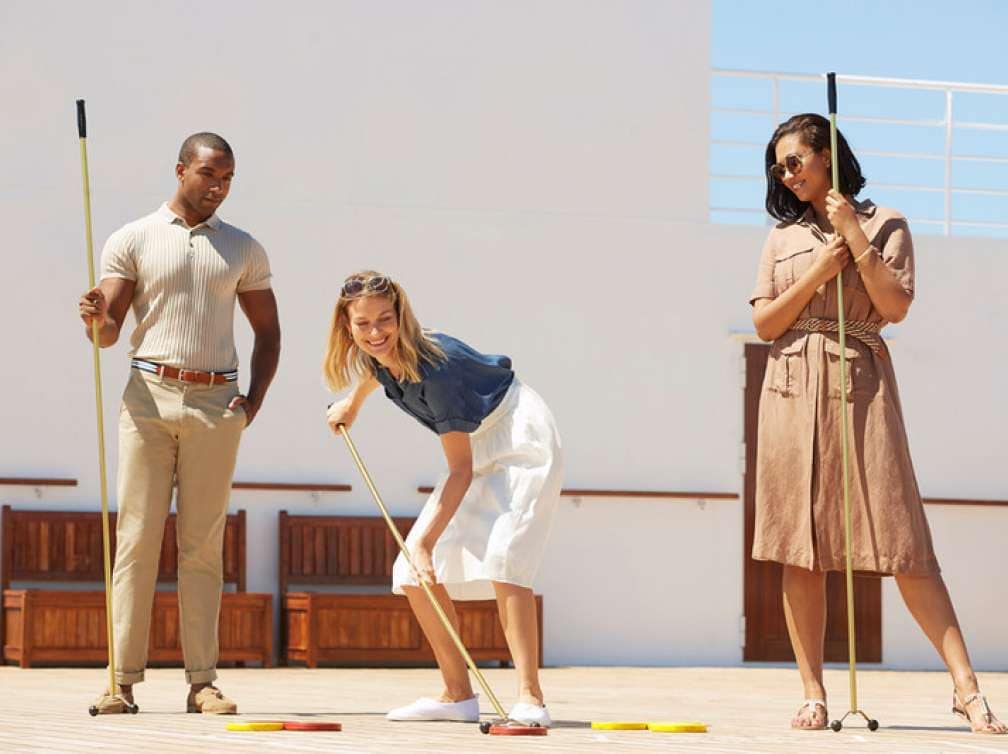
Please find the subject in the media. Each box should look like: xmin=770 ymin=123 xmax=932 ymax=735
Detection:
xmin=392 ymin=379 xmax=563 ymax=601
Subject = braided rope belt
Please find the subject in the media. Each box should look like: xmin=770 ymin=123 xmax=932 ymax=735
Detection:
xmin=791 ymin=317 xmax=885 ymax=358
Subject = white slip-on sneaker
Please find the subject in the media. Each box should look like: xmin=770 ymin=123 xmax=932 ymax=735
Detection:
xmin=386 ymin=695 xmax=480 ymax=722
xmin=508 ymin=702 xmax=552 ymax=728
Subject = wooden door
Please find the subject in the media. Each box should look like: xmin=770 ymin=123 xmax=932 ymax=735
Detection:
xmin=742 ymin=343 xmax=882 ymax=662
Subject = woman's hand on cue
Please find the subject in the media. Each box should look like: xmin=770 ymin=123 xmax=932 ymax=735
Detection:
xmin=810 ymin=236 xmax=850 ymax=285
xmin=326 ymin=398 xmax=357 ymax=434
xmin=412 ymin=541 xmax=437 ymax=585
xmin=826 ymin=189 xmax=871 ymax=259
xmin=825 ymin=190 xmax=859 ymax=238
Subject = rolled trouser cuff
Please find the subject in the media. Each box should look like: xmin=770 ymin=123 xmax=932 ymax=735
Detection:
xmin=115 ymin=668 xmax=145 ymax=685
xmin=185 ymin=667 xmax=218 ymax=685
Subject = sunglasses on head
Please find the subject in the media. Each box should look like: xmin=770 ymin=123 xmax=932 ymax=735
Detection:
xmin=341 ymin=275 xmax=392 ymax=298
xmin=770 ymin=150 xmax=817 ymax=182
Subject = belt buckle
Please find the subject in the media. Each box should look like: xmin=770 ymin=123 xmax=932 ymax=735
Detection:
xmin=178 ymin=369 xmax=197 ymax=383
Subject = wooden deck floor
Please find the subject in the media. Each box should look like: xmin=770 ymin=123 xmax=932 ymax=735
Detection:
xmin=2 ymin=666 xmax=1007 ymax=752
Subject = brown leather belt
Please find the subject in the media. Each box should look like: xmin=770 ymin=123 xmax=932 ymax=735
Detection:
xmin=131 ymin=359 xmax=238 ymax=385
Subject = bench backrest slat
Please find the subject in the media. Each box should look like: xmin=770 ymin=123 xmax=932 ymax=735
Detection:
xmin=1 ymin=506 xmax=246 ymax=590
xmin=278 ymin=511 xmax=415 ymax=593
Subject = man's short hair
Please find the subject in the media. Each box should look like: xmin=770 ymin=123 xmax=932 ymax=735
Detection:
xmin=178 ymin=132 xmax=233 ymax=165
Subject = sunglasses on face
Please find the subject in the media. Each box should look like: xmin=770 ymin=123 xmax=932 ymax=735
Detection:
xmin=341 ymin=275 xmax=392 ymax=298
xmin=770 ymin=150 xmax=817 ymax=182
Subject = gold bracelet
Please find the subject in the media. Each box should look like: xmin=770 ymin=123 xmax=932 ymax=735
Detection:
xmin=854 ymin=247 xmax=874 ymax=265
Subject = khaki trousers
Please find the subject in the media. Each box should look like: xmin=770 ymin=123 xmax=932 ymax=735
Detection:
xmin=111 ymin=368 xmax=245 ymax=685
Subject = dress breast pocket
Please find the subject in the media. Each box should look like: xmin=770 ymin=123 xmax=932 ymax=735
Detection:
xmin=767 ymin=338 xmax=805 ymax=398
xmin=772 ymin=248 xmax=814 ymax=295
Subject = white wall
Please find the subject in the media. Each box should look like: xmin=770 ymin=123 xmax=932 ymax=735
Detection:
xmin=869 ymin=233 xmax=1008 ymax=671
xmin=2 ymin=1 xmax=1005 ymax=670
xmin=882 ymin=505 xmax=1008 ymax=671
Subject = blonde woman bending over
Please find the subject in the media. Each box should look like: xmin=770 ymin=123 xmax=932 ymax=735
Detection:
xmin=324 ymin=271 xmax=563 ymax=727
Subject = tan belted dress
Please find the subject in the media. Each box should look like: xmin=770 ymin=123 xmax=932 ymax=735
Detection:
xmin=749 ymin=199 xmax=939 ymax=575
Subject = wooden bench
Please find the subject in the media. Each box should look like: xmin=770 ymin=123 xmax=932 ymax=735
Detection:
xmin=279 ymin=511 xmax=542 ymax=667
xmin=1 ymin=506 xmax=272 ymax=668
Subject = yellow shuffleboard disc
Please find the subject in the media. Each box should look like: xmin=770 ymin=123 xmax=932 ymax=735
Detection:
xmin=591 ymin=722 xmax=649 ymax=730
xmin=226 ymin=721 xmax=285 ymax=732
xmin=648 ymin=722 xmax=708 ymax=733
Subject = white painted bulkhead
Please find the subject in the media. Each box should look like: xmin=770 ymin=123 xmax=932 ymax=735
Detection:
xmin=1 ymin=1 xmax=1004 ymax=670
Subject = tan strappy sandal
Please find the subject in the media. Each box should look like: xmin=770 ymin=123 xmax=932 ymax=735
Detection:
xmin=791 ymin=699 xmax=828 ymax=730
xmin=953 ymin=691 xmax=1008 ymax=734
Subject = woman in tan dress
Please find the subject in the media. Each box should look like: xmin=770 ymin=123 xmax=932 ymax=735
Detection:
xmin=750 ymin=113 xmax=1005 ymax=734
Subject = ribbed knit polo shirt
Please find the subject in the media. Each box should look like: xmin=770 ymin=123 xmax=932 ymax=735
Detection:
xmin=100 ymin=203 xmax=272 ymax=371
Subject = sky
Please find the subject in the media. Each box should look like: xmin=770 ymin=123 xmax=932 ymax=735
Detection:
xmin=711 ymin=0 xmax=1007 ymax=85
xmin=708 ymin=0 xmax=1008 ymax=234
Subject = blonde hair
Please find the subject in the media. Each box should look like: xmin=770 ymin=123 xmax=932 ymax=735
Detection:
xmin=323 ymin=271 xmax=445 ymax=391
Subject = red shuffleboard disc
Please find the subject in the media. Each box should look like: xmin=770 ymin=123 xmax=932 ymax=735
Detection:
xmin=489 ymin=724 xmax=548 ymax=736
xmin=283 ymin=721 xmax=342 ymax=732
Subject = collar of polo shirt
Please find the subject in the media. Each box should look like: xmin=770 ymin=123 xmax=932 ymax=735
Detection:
xmin=156 ymin=202 xmax=221 ymax=231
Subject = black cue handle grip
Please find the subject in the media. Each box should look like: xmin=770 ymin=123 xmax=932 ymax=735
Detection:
xmin=826 ymin=73 xmax=837 ymax=114
xmin=76 ymin=99 xmax=87 ymax=138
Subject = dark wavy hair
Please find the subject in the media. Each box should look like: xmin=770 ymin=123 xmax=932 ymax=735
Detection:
xmin=764 ymin=113 xmax=866 ymax=223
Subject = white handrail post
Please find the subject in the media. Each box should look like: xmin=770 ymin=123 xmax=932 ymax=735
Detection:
xmin=771 ymin=75 xmax=780 ymax=126
xmin=768 ymin=75 xmax=781 ymax=227
xmin=944 ymin=89 xmax=954 ymax=236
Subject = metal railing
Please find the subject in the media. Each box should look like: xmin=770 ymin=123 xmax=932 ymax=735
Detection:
xmin=710 ymin=68 xmax=1008 ymax=236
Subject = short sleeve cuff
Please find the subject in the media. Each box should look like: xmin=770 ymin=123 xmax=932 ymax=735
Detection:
xmin=749 ymin=285 xmax=774 ymax=306
xmin=878 ymin=250 xmax=914 ymax=298
xmin=100 ymin=271 xmax=137 ymax=282
xmin=237 ymin=278 xmax=273 ymax=294
xmin=433 ymin=418 xmax=481 ymax=434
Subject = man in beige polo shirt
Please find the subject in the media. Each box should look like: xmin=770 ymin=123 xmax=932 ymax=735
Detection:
xmin=78 ymin=132 xmax=280 ymax=714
